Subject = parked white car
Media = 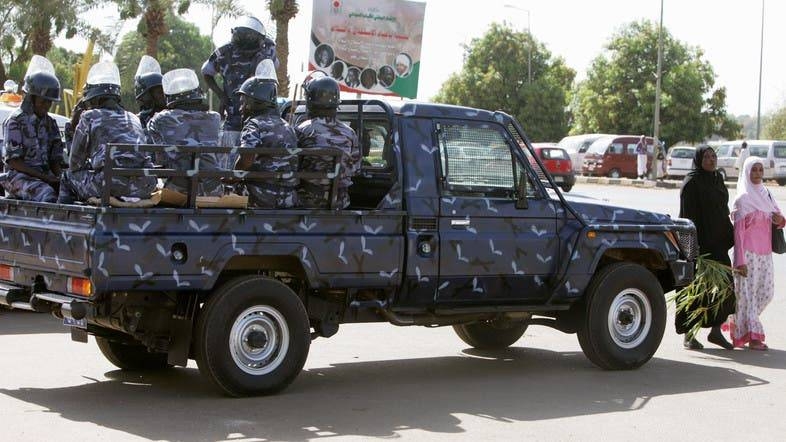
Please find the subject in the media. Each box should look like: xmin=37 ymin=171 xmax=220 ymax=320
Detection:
xmin=714 ymin=142 xmax=741 ymax=181
xmin=665 ymin=145 xmax=695 ymax=179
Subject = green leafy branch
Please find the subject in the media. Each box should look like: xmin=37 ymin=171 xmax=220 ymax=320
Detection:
xmin=668 ymin=254 xmax=734 ymax=339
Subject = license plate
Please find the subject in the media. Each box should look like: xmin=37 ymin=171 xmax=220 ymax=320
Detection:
xmin=553 ymin=176 xmax=564 ymax=182
xmin=63 ymin=317 xmax=87 ymax=329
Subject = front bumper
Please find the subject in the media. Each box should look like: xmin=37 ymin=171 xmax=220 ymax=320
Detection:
xmin=670 ymin=260 xmax=695 ymax=287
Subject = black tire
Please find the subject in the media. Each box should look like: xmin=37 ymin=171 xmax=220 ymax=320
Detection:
xmin=560 ymin=184 xmax=573 ymax=193
xmin=577 ymin=263 xmax=666 ymax=370
xmin=453 ymin=320 xmax=528 ymax=349
xmin=96 ymin=337 xmax=170 ymax=370
xmin=195 ymin=276 xmax=310 ymax=397
xmin=608 ymin=169 xmax=621 ymax=179
xmin=778 ymin=179 xmax=786 ymax=187
xmin=718 ymin=168 xmax=727 ymax=181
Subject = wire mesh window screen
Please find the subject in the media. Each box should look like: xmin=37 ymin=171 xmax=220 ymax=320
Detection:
xmin=438 ymin=124 xmax=514 ymax=189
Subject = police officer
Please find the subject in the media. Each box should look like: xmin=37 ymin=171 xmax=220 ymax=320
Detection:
xmin=58 ymin=61 xmax=156 ymax=203
xmin=134 ymin=55 xmax=166 ymax=129
xmin=296 ymin=76 xmax=360 ymax=209
xmin=235 ymin=60 xmax=298 ymax=208
xmin=147 ymin=68 xmax=223 ymax=197
xmin=0 ymin=55 xmax=64 ymax=202
xmin=201 ymin=16 xmax=278 ymax=169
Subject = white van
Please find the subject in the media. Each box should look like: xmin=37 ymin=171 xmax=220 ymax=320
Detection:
xmin=734 ymin=140 xmax=786 ymax=184
xmin=557 ymin=134 xmax=613 ymax=174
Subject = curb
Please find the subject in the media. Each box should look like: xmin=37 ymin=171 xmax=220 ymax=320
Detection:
xmin=576 ymin=175 xmax=738 ymax=190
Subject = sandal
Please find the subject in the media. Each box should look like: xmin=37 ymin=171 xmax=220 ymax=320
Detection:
xmin=748 ymin=341 xmax=769 ymax=351
xmin=683 ymin=337 xmax=703 ymax=350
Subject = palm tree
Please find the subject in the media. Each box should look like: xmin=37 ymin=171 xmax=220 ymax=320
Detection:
xmin=116 ymin=0 xmax=191 ymax=57
xmin=267 ymin=0 xmax=298 ymax=95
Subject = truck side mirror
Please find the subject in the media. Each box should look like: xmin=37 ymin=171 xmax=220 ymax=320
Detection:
xmin=516 ymin=169 xmax=529 ymax=209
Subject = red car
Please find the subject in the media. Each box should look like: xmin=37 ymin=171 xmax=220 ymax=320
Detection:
xmin=532 ymin=143 xmax=576 ymax=192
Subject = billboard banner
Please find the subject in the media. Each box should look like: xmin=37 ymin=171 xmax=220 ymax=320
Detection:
xmin=309 ymin=0 xmax=426 ymax=98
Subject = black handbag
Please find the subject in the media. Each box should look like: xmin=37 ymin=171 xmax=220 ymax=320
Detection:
xmin=773 ymin=226 xmax=786 ymax=254
xmin=769 ymin=191 xmax=786 ymax=254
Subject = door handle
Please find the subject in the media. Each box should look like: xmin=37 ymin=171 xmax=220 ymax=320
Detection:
xmin=451 ymin=219 xmax=470 ymax=227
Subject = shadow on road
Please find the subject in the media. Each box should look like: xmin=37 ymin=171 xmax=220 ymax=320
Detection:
xmin=0 ymin=346 xmax=767 ymax=441
xmin=691 ymin=347 xmax=786 ymax=370
xmin=0 ymin=309 xmax=68 ymax=335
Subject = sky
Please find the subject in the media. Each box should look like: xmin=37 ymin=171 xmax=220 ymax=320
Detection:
xmin=62 ymin=0 xmax=785 ymax=117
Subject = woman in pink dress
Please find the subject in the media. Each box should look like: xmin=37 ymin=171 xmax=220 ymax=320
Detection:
xmin=730 ymin=157 xmax=785 ymax=350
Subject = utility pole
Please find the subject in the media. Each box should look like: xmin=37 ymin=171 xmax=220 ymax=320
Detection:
xmin=651 ymin=0 xmax=664 ymax=180
xmin=504 ymin=4 xmax=532 ymax=83
xmin=756 ymin=0 xmax=765 ymax=139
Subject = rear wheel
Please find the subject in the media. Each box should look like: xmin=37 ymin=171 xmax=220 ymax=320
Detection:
xmin=718 ymin=168 xmax=728 ymax=181
xmin=778 ymin=179 xmax=786 ymax=186
xmin=453 ymin=319 xmax=528 ymax=349
xmin=608 ymin=169 xmax=621 ymax=179
xmin=96 ymin=337 xmax=170 ymax=370
xmin=577 ymin=263 xmax=666 ymax=370
xmin=560 ymin=184 xmax=573 ymax=193
xmin=195 ymin=276 xmax=310 ymax=397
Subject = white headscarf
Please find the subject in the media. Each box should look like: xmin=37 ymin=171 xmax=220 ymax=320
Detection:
xmin=732 ymin=156 xmax=780 ymax=220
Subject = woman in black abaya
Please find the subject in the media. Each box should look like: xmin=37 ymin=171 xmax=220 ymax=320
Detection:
xmin=676 ymin=145 xmax=735 ymax=350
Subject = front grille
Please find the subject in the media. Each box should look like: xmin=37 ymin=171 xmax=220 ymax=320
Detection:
xmin=674 ymin=228 xmax=698 ymax=261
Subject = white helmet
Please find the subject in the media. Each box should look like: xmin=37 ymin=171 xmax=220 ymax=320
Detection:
xmin=83 ymin=61 xmax=121 ymax=101
xmin=135 ymin=55 xmax=161 ymax=78
xmin=24 ymin=55 xmax=56 ymax=80
xmin=86 ymin=61 xmax=121 ymax=87
xmin=233 ymin=16 xmax=265 ymax=36
xmin=4 ymin=79 xmax=19 ymax=94
xmin=255 ymin=59 xmax=277 ymax=82
xmin=162 ymin=68 xmax=204 ymax=105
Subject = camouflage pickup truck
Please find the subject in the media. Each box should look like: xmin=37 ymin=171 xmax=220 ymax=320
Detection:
xmin=0 ymin=100 xmax=696 ymax=396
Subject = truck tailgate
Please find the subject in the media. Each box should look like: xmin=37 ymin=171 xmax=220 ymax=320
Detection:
xmin=0 ymin=201 xmax=95 ymax=279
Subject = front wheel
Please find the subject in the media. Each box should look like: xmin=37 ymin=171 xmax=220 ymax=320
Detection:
xmin=560 ymin=184 xmax=573 ymax=193
xmin=96 ymin=337 xmax=170 ymax=370
xmin=778 ymin=179 xmax=786 ymax=187
xmin=195 ymin=276 xmax=311 ymax=396
xmin=718 ymin=168 xmax=728 ymax=181
xmin=577 ymin=263 xmax=666 ymax=370
xmin=608 ymin=169 xmax=621 ymax=179
xmin=453 ymin=320 xmax=528 ymax=349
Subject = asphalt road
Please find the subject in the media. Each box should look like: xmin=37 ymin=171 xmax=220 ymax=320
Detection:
xmin=1 ymin=183 xmax=785 ymax=441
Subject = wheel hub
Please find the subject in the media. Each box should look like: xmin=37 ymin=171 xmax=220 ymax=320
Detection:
xmin=607 ymin=289 xmax=652 ymax=349
xmin=245 ymin=330 xmax=268 ymax=349
xmin=229 ymin=306 xmax=290 ymax=375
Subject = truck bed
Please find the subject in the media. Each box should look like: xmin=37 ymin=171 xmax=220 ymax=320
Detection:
xmin=0 ymin=198 xmax=406 ymax=296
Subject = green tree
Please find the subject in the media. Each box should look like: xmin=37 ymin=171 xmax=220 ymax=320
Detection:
xmin=0 ymin=0 xmax=107 ymax=84
xmin=433 ymin=23 xmax=575 ymax=142
xmin=267 ymin=0 xmax=298 ymax=95
xmin=114 ymin=15 xmax=213 ymax=110
xmin=573 ymin=20 xmax=739 ymax=144
xmin=114 ymin=0 xmax=191 ymax=57
xmin=763 ymin=107 xmax=786 ymax=139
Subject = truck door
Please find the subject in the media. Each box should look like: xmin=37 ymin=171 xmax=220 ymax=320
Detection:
xmin=434 ymin=121 xmax=559 ymax=304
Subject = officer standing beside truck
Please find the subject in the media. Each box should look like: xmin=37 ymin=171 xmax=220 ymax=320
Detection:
xmin=0 ymin=56 xmax=64 ymax=202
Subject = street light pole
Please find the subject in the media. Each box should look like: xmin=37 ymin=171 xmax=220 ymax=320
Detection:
xmin=503 ymin=4 xmax=531 ymax=83
xmin=756 ymin=0 xmax=765 ymax=139
xmin=651 ymin=0 xmax=664 ymax=180
xmin=527 ymin=9 xmax=532 ymax=83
